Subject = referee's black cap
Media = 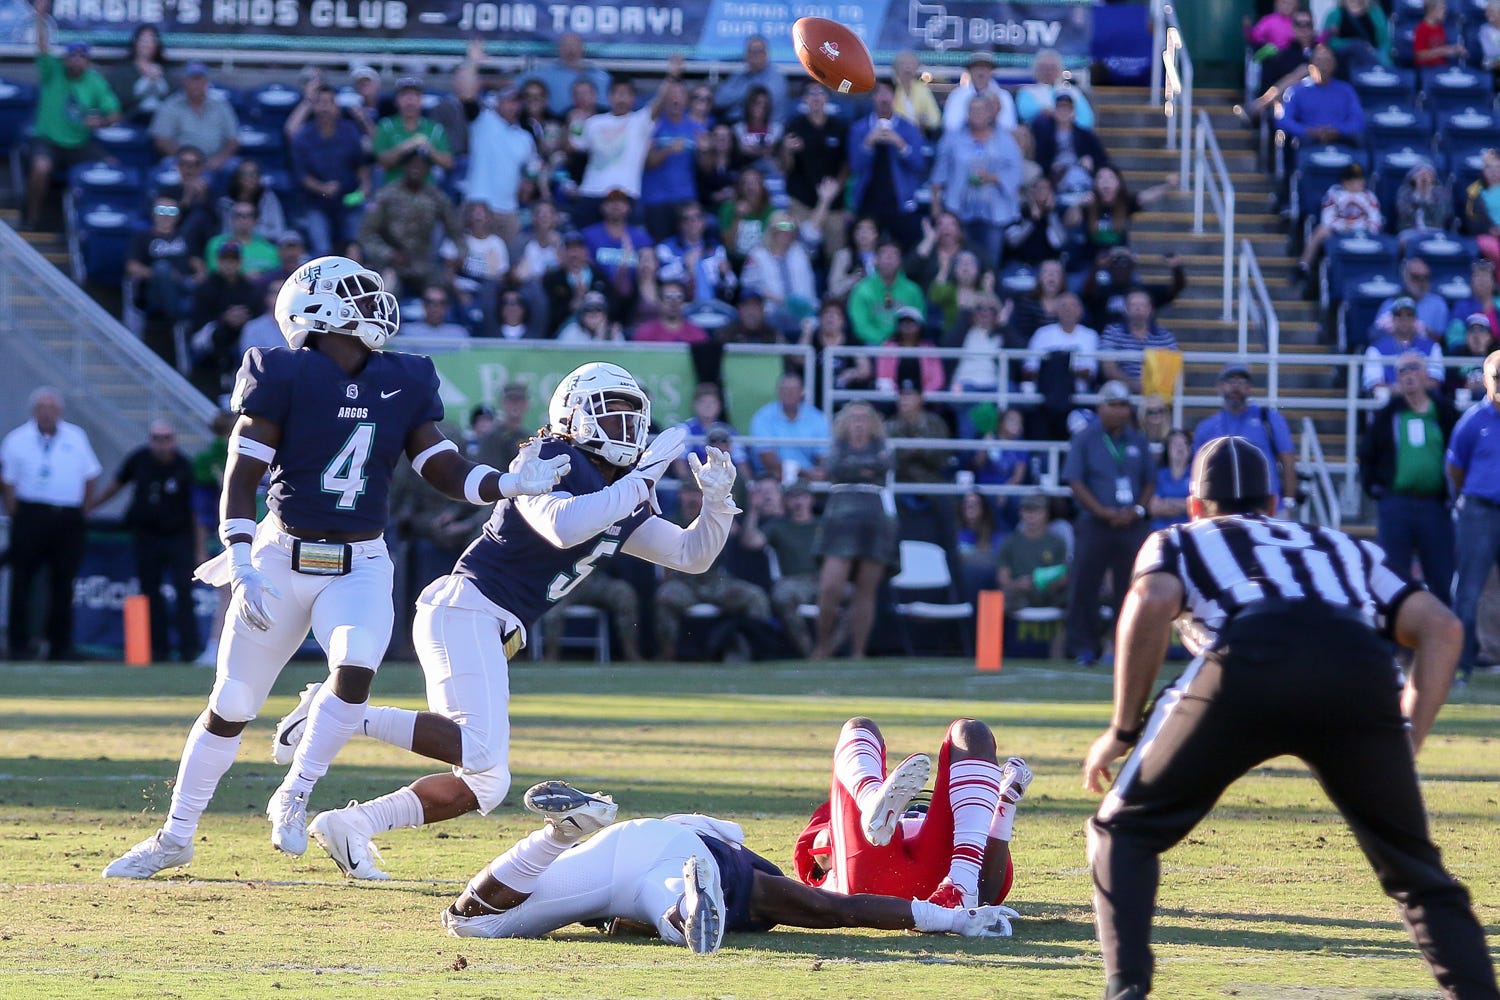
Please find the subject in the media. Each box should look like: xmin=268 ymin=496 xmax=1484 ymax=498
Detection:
xmin=1191 ymin=435 xmax=1270 ymax=502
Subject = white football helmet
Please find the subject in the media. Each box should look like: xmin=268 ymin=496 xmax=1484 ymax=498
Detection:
xmin=274 ymin=255 xmax=398 ymax=350
xmin=548 ymin=362 xmax=650 ymax=467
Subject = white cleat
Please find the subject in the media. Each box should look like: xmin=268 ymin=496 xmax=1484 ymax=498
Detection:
xmin=309 ymin=804 xmax=390 ymax=880
xmin=955 ymin=903 xmax=1019 ymax=938
xmin=998 ymin=757 xmax=1034 ymax=805
xmin=102 ymin=829 xmax=194 ymax=879
xmin=862 ymin=753 xmax=932 ymax=847
xmin=680 ymin=854 xmax=725 ymax=955
xmin=441 ymin=905 xmax=508 ymax=938
xmin=522 ymin=780 xmax=618 ymax=842
xmin=267 ymin=785 xmax=310 ymax=857
xmin=271 ymin=682 xmax=322 ymax=765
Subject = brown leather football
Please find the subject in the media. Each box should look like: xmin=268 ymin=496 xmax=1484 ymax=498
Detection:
xmin=792 ymin=17 xmax=876 ymax=96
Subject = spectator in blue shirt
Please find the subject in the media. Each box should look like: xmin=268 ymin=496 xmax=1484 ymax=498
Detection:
xmin=1192 ymin=363 xmax=1299 ymax=507
xmin=848 ymin=82 xmax=929 ymax=251
xmin=641 ymin=79 xmax=706 ymax=242
xmin=930 ymin=92 xmax=1025 ymax=268
xmin=291 ymin=85 xmax=370 ymax=257
xmin=1363 ymin=296 xmax=1446 ymax=394
xmin=1149 ymin=429 xmax=1193 ymax=529
xmin=582 ymin=189 xmax=653 ymax=283
xmin=1446 ymin=350 xmax=1500 ymax=680
xmin=517 ymin=32 xmax=610 ymax=117
xmin=1279 ymin=45 xmax=1364 ymax=147
xmin=748 ymin=369 xmax=830 ymax=480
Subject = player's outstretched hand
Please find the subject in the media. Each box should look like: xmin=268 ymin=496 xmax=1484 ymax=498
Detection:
xmin=632 ymin=426 xmax=687 ymax=514
xmin=688 ymin=448 xmax=740 ymax=513
xmin=231 ymin=564 xmax=280 ymax=631
xmin=501 ymin=440 xmax=571 ymax=497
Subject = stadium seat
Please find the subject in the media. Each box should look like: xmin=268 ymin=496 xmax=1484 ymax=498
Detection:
xmin=0 ymin=77 xmax=37 ymax=155
xmin=890 ymin=540 xmax=973 ymax=655
xmin=528 ymin=605 xmax=610 ymax=662
xmin=1367 ymin=106 xmax=1434 ymax=158
xmin=236 ymin=125 xmax=286 ymax=173
xmin=1293 ymin=145 xmax=1361 ymax=225
xmin=684 ymin=300 xmax=737 ymax=331
xmin=67 ymin=161 xmax=144 ymax=217
xmin=999 ymin=263 xmax=1037 ymax=294
xmin=250 ymin=83 xmax=300 ymax=129
xmin=75 ymin=204 xmax=138 ymax=286
xmin=1352 ymin=65 xmax=1418 ymax=111
xmin=1371 ymin=148 xmax=1444 ymax=222
xmin=1407 ymin=232 xmax=1479 ymax=286
xmin=93 ymin=123 xmax=155 ymax=171
xmin=1423 ymin=66 xmax=1492 ymax=120
xmin=1438 ymin=107 xmax=1500 ymax=164
xmin=1322 ymin=232 xmax=1400 ymax=309
xmin=1338 ymin=274 xmax=1404 ymax=352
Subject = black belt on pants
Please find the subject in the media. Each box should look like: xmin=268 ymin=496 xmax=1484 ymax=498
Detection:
xmin=16 ymin=500 xmax=83 ymax=515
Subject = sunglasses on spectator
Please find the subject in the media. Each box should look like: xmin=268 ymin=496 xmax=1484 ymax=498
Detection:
xmin=154 ymin=205 xmax=180 ymax=216
xmin=1145 ymin=407 xmax=1167 ymax=416
xmin=663 ymin=291 xmax=685 ymax=301
xmin=1408 ymin=272 xmax=1430 ymax=281
xmin=150 ymin=432 xmax=175 ymax=440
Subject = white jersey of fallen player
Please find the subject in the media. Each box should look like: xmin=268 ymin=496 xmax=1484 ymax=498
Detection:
xmin=444 ymin=818 xmax=709 ymax=943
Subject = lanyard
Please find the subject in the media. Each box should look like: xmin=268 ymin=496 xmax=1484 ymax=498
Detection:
xmin=1102 ymin=432 xmax=1126 ymax=468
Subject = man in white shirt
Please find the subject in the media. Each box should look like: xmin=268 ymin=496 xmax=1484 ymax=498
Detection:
xmin=1 ymin=387 xmax=102 ymax=660
xmin=941 ymin=52 xmax=1019 ymax=136
xmin=1025 ymin=292 xmax=1100 ymax=392
xmin=573 ymin=55 xmax=684 ymax=229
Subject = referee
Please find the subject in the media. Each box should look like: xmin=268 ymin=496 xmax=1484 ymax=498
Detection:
xmin=1081 ymin=436 xmax=1498 ymax=1000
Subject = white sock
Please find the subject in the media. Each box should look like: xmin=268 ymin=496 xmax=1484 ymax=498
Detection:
xmin=351 ymin=786 xmax=425 ymax=833
xmin=162 ymin=717 xmax=241 ymax=843
xmin=484 ymin=826 xmax=572 ymax=895
xmin=361 ymin=705 xmax=417 ymax=752
xmin=834 ymin=728 xmax=885 ymax=813
xmin=286 ymin=685 xmax=366 ymax=793
xmin=946 ymin=758 xmax=1002 ymax=900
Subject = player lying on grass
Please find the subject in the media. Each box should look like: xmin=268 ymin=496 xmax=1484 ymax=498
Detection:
xmin=270 ymin=362 xmax=741 ymax=881
xmin=793 ymin=716 xmax=1032 ymax=909
xmin=442 ymin=780 xmax=1021 ymax=952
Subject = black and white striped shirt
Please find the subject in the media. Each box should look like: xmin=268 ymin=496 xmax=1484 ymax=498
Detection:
xmin=1132 ymin=514 xmax=1422 ymax=656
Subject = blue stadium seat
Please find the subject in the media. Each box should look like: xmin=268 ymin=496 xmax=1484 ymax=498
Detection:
xmin=1407 ymin=231 xmax=1480 ymax=286
xmin=1322 ymin=232 xmax=1400 ymax=308
xmin=250 ymin=83 xmax=300 ymax=129
xmin=235 ymin=125 xmax=286 ymax=173
xmin=93 ymin=123 xmax=155 ymax=171
xmin=1450 ymin=150 xmax=1487 ymax=222
xmin=1372 ymin=147 xmax=1443 ymax=221
xmin=999 ymin=263 xmax=1038 ymax=294
xmin=1438 ymin=106 xmax=1500 ymax=160
xmin=1353 ymin=65 xmax=1418 ymax=111
xmin=76 ymin=204 xmax=138 ymax=286
xmin=67 ymin=161 xmax=144 ymax=216
xmin=1423 ymin=66 xmax=1493 ymax=119
xmin=1339 ymin=275 xmax=1404 ymax=352
xmin=0 ymin=77 xmax=38 ymax=157
xmin=1293 ymin=145 xmax=1362 ymax=223
xmin=1367 ymin=105 xmax=1434 ymax=157
xmin=1392 ymin=20 xmax=1420 ymax=69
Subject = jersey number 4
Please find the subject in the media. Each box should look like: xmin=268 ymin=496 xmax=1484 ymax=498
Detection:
xmin=323 ymin=423 xmax=376 ymax=510
xmin=547 ymin=538 xmax=621 ymax=602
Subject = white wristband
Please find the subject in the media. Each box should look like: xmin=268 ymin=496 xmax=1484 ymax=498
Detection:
xmin=465 ymin=464 xmax=499 ymax=504
xmin=411 ymin=438 xmax=459 ymax=476
xmin=234 ymin=436 xmax=276 ymax=464
xmin=229 ymin=541 xmax=254 ymax=573
xmin=218 ymin=517 xmax=257 ymax=545
xmin=988 ymin=801 xmax=1015 ymax=843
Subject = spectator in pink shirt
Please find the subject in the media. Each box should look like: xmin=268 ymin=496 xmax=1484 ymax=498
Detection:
xmin=632 ymin=280 xmax=707 ymax=343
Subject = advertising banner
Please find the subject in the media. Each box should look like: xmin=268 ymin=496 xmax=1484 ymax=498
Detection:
xmin=9 ymin=0 xmax=1093 ymax=67
xmin=71 ymin=528 xmax=220 ymax=658
xmin=424 ymin=342 xmax=789 ymax=431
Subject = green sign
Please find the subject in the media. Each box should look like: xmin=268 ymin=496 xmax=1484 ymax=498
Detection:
xmin=426 ymin=344 xmax=792 ymax=433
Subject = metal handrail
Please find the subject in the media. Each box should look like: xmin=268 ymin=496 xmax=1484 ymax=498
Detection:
xmin=1300 ymin=416 xmax=1342 ymax=529
xmin=1236 ymin=240 xmax=1281 ymax=401
xmin=1193 ymin=109 xmax=1235 ymax=321
xmin=1155 ymin=0 xmax=1194 ymax=189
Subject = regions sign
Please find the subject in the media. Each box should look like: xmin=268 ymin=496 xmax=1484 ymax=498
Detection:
xmin=11 ymin=0 xmax=1092 ymax=66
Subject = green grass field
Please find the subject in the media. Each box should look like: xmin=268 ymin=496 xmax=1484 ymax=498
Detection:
xmin=0 ymin=657 xmax=1496 ymax=1000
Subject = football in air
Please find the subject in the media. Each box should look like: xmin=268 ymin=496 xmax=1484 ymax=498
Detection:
xmin=792 ymin=17 xmax=876 ymax=95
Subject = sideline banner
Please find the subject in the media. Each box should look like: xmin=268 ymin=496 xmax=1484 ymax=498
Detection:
xmin=13 ymin=0 xmax=1093 ymax=67
xmin=425 ymin=343 xmax=788 ymax=430
xmin=71 ymin=528 xmax=220 ymax=658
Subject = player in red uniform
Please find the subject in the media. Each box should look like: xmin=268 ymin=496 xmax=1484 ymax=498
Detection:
xmin=793 ymin=716 xmax=1032 ymax=909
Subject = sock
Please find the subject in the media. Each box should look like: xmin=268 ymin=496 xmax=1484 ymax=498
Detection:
xmin=833 ymin=728 xmax=885 ymax=812
xmin=162 ymin=717 xmax=241 ymax=843
xmin=361 ymin=705 xmax=417 ymax=752
xmin=946 ymin=758 xmax=1003 ymax=900
xmin=910 ymin=898 xmax=965 ymax=933
xmin=286 ymin=685 xmax=366 ymax=793
xmin=484 ymin=826 xmax=572 ymax=895
xmin=351 ymin=786 xmax=425 ymax=833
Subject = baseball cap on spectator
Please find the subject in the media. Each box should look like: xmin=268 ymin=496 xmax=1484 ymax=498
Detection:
xmin=785 ymin=479 xmax=812 ymax=497
xmin=395 ymin=76 xmax=424 ymax=93
xmin=968 ymin=51 xmax=996 ymax=68
xmin=1019 ymin=494 xmax=1049 ymax=512
xmin=580 ymin=291 xmax=608 ymax=312
xmin=1391 ymin=296 xmax=1417 ymax=314
xmin=217 ymin=242 xmax=242 ymax=258
xmin=277 ymin=231 xmax=305 ymax=248
xmin=470 ymin=404 xmax=495 ymax=423
xmin=1099 ymin=380 xmax=1131 ymax=404
xmin=1054 ymin=90 xmax=1075 ymax=106
xmin=706 ymin=424 xmax=733 ymax=445
xmin=895 ymin=305 xmax=924 ymax=324
xmin=563 ymin=230 xmax=587 ymax=246
xmin=183 ymin=62 xmax=210 ymax=79
xmin=502 ymin=382 xmax=528 ymax=400
xmin=740 ymin=289 xmax=765 ymax=304
xmin=1219 ymin=361 xmax=1252 ymax=381
xmin=64 ymin=42 xmax=90 ymax=57
xmin=898 ymin=379 xmax=922 ymax=394
xmin=351 ymin=65 xmax=380 ymax=84
xmin=1466 ymin=312 xmax=1492 ymax=331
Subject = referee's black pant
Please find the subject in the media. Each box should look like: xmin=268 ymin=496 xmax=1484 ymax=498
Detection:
xmin=1088 ymin=609 xmax=1499 ymax=1000
xmin=1066 ymin=517 xmax=1150 ymax=661
xmin=7 ymin=501 xmax=86 ymax=660
xmin=134 ymin=532 xmax=200 ymax=661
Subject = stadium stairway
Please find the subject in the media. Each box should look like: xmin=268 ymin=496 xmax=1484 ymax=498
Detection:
xmin=1096 ymin=86 xmax=1358 ymax=501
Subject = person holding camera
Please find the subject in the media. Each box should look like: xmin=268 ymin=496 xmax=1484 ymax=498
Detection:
xmin=848 ymin=83 xmax=928 ymax=251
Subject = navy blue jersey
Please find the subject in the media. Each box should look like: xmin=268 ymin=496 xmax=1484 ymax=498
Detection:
xmin=231 ymin=346 xmax=444 ymax=534
xmin=451 ymin=438 xmax=650 ymax=625
xmin=699 ymin=834 xmax=784 ymax=933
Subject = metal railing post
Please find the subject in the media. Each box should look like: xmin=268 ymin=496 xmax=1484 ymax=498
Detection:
xmin=1238 ymin=249 xmax=1250 ymax=356
xmin=1193 ymin=120 xmax=1206 ymax=234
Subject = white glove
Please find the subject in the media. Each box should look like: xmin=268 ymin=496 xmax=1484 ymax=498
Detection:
xmin=499 ymin=440 xmax=572 ymax=497
xmin=228 ymin=542 xmax=279 ymax=631
xmin=960 ymin=904 xmax=1019 ymax=938
xmin=688 ymin=448 xmax=740 ymax=514
xmin=629 ymin=426 xmax=687 ymax=514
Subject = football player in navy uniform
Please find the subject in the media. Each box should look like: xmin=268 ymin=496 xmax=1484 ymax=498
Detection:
xmin=103 ymin=256 xmax=571 ymax=879
xmin=271 ymin=361 xmax=743 ymax=881
xmin=439 ymin=780 xmax=1019 ymax=950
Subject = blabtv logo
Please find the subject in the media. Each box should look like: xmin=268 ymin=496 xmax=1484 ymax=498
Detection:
xmin=908 ymin=0 xmax=1064 ymax=51
xmin=820 ymin=40 xmax=841 ymax=61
